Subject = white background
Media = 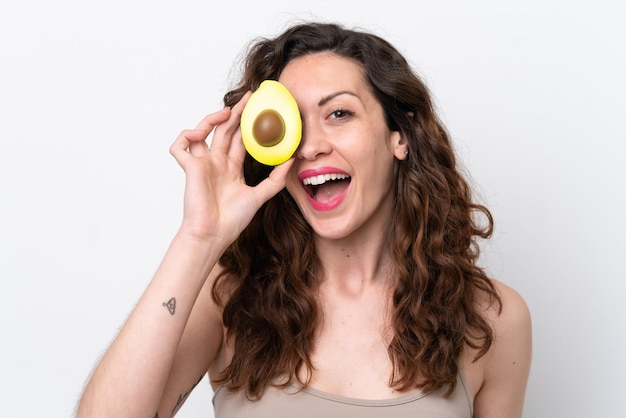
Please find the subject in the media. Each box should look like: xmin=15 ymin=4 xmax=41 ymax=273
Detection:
xmin=1 ymin=1 xmax=625 ymax=417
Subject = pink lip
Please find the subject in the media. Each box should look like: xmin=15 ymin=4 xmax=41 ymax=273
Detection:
xmin=306 ymin=186 xmax=349 ymax=211
xmin=298 ymin=166 xmax=351 ymax=212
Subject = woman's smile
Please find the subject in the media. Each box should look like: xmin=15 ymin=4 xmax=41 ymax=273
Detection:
xmin=299 ymin=167 xmax=351 ymax=211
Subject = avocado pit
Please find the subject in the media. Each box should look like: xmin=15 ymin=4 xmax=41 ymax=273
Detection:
xmin=253 ymin=109 xmax=285 ymax=147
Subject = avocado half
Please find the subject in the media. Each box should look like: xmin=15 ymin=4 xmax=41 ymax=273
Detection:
xmin=240 ymin=80 xmax=302 ymax=166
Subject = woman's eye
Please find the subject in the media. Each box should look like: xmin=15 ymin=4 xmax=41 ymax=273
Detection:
xmin=329 ymin=109 xmax=353 ymax=120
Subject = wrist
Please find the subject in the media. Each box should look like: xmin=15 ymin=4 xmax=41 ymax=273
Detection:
xmin=174 ymin=225 xmax=231 ymax=258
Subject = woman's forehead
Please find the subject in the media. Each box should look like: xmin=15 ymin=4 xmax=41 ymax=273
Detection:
xmin=278 ymin=53 xmax=368 ymax=101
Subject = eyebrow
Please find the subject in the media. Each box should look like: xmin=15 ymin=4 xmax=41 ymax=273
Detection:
xmin=318 ymin=90 xmax=359 ymax=107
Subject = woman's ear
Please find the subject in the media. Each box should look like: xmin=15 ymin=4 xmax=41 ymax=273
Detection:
xmin=391 ymin=131 xmax=409 ymax=160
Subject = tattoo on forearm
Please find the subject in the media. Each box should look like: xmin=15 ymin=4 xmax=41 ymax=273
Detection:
xmin=162 ymin=297 xmax=176 ymax=315
xmin=171 ymin=375 xmax=203 ymax=416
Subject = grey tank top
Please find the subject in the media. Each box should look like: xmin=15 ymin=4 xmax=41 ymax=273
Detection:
xmin=213 ymin=372 xmax=472 ymax=418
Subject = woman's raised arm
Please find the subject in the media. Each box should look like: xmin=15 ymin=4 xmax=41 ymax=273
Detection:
xmin=76 ymin=93 xmax=293 ymax=417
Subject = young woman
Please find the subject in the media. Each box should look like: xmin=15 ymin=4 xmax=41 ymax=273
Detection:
xmin=76 ymin=22 xmax=531 ymax=418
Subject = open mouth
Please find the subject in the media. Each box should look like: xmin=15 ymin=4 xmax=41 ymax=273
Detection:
xmin=302 ymin=173 xmax=351 ymax=204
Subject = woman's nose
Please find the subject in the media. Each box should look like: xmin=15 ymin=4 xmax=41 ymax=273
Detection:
xmin=296 ymin=123 xmax=332 ymax=160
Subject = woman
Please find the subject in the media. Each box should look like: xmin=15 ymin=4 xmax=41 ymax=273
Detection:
xmin=76 ymin=22 xmax=531 ymax=418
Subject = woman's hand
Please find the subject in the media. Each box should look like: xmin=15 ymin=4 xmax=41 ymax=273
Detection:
xmin=169 ymin=92 xmax=293 ymax=248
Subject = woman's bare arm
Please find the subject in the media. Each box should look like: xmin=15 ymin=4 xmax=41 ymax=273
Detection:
xmin=76 ymin=93 xmax=293 ymax=417
xmin=473 ymin=280 xmax=532 ymax=418
xmin=76 ymin=233 xmax=225 ymax=418
xmin=155 ymin=265 xmax=226 ymax=417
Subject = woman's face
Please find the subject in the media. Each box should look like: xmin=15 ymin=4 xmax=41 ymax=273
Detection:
xmin=280 ymin=52 xmax=407 ymax=241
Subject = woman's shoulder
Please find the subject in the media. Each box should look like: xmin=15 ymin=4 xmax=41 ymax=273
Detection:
xmin=475 ymin=278 xmax=532 ymax=359
xmin=489 ymin=279 xmax=531 ymax=329
xmin=468 ymin=278 xmax=532 ymax=417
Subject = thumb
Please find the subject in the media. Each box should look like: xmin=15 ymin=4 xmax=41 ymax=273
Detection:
xmin=253 ymin=158 xmax=295 ymax=204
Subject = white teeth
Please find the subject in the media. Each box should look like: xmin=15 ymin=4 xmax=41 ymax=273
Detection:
xmin=302 ymin=173 xmax=349 ymax=186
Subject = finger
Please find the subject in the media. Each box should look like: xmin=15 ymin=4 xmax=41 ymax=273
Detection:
xmin=170 ymin=108 xmax=232 ymax=166
xmin=189 ymin=137 xmax=209 ymax=157
xmin=252 ymin=158 xmax=295 ymax=204
xmin=169 ymin=129 xmax=210 ymax=167
xmin=191 ymin=107 xmax=231 ymax=150
xmin=228 ymin=126 xmax=247 ymax=167
xmin=194 ymin=107 xmax=231 ymax=131
xmin=210 ymin=91 xmax=251 ymax=154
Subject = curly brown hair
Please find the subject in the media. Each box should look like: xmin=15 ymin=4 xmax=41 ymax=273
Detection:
xmin=213 ymin=21 xmax=501 ymax=399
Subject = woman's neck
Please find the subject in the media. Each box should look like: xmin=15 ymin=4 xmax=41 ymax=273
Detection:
xmin=314 ymin=231 xmax=395 ymax=296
